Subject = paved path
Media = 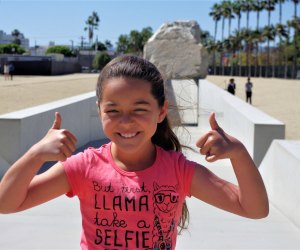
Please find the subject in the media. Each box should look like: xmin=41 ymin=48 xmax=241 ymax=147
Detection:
xmin=176 ymin=122 xmax=300 ymax=249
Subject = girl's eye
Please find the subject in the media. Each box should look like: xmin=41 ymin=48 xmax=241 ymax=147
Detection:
xmin=135 ymin=109 xmax=147 ymax=112
xmin=106 ymin=110 xmax=118 ymax=113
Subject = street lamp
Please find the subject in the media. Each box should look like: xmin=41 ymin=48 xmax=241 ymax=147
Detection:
xmin=70 ymin=40 xmax=74 ymax=51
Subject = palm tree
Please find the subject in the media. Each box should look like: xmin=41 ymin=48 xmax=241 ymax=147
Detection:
xmin=255 ymin=28 xmax=268 ymax=77
xmin=223 ymin=37 xmax=232 ymax=72
xmin=232 ymin=29 xmax=244 ymax=75
xmin=275 ymin=23 xmax=289 ymax=77
xmin=232 ymin=0 xmax=243 ymax=75
xmin=241 ymin=0 xmax=254 ymax=76
xmin=290 ymin=0 xmax=300 ymax=78
xmin=262 ymin=25 xmax=276 ymax=77
xmin=104 ymin=40 xmax=113 ymax=51
xmin=209 ymin=3 xmax=222 ymax=74
xmin=219 ymin=0 xmax=234 ymax=75
xmin=227 ymin=35 xmax=242 ymax=75
xmin=216 ymin=40 xmax=224 ymax=75
xmin=274 ymin=0 xmax=286 ymax=77
xmin=252 ymin=0 xmax=264 ymax=76
xmin=251 ymin=29 xmax=260 ymax=76
xmin=222 ymin=0 xmax=235 ymax=36
xmin=200 ymin=30 xmax=212 ymax=46
xmin=11 ymin=29 xmax=21 ymax=45
xmin=264 ymin=0 xmax=276 ymax=77
xmin=205 ymin=40 xmax=218 ymax=73
xmin=277 ymin=0 xmax=286 ymax=24
xmin=288 ymin=16 xmax=300 ymax=78
xmin=239 ymin=28 xmax=253 ymax=76
xmin=253 ymin=0 xmax=264 ymax=32
xmin=241 ymin=0 xmax=254 ymax=30
xmin=84 ymin=11 xmax=100 ymax=47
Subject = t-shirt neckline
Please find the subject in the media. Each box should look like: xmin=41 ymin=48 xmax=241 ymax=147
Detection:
xmin=107 ymin=142 xmax=160 ymax=177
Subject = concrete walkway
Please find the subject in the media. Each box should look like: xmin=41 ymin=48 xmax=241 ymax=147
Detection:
xmin=176 ymin=122 xmax=300 ymax=249
xmin=1 ymin=119 xmax=300 ymax=249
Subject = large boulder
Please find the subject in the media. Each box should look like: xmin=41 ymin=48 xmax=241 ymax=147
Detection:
xmin=144 ymin=20 xmax=209 ymax=80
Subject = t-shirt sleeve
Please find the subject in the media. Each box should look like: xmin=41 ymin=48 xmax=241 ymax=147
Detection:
xmin=176 ymin=153 xmax=196 ymax=197
xmin=61 ymin=149 xmax=93 ymax=198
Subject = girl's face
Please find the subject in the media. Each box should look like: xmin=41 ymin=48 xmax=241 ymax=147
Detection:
xmin=99 ymin=77 xmax=168 ymax=156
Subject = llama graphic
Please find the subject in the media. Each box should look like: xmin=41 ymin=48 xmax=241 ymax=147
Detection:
xmin=152 ymin=182 xmax=179 ymax=250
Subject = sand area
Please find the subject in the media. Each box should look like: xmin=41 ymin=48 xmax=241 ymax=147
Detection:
xmin=0 ymin=73 xmax=299 ymax=139
xmin=0 ymin=74 xmax=98 ymax=115
xmin=206 ymin=75 xmax=300 ymax=140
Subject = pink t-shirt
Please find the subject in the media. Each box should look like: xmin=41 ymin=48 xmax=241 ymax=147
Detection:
xmin=63 ymin=142 xmax=195 ymax=250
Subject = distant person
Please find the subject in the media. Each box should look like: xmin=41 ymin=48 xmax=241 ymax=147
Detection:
xmin=8 ymin=63 xmax=15 ymax=80
xmin=4 ymin=63 xmax=10 ymax=80
xmin=245 ymin=77 xmax=253 ymax=104
xmin=227 ymin=78 xmax=236 ymax=95
xmin=207 ymin=67 xmax=212 ymax=74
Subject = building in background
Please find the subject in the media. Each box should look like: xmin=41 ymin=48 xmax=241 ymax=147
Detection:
xmin=0 ymin=30 xmax=29 ymax=49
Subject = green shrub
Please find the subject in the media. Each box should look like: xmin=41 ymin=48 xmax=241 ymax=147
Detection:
xmin=46 ymin=45 xmax=74 ymax=57
xmin=93 ymin=51 xmax=111 ymax=70
xmin=0 ymin=43 xmax=25 ymax=54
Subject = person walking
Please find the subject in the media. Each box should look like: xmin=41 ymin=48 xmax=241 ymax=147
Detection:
xmin=227 ymin=78 xmax=236 ymax=95
xmin=8 ymin=63 xmax=15 ymax=80
xmin=245 ymin=77 xmax=253 ymax=104
xmin=4 ymin=63 xmax=9 ymax=80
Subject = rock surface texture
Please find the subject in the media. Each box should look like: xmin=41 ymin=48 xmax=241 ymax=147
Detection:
xmin=144 ymin=20 xmax=209 ymax=79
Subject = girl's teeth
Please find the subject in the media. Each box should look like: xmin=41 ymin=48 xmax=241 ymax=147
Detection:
xmin=120 ymin=133 xmax=137 ymax=138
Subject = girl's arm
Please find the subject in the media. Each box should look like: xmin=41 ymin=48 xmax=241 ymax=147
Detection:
xmin=191 ymin=113 xmax=269 ymax=219
xmin=0 ymin=112 xmax=77 ymax=213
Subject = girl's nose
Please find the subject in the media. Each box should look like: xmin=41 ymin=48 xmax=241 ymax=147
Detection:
xmin=120 ymin=113 xmax=133 ymax=124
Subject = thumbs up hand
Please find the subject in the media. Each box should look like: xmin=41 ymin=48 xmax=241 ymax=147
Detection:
xmin=34 ymin=112 xmax=77 ymax=162
xmin=196 ymin=113 xmax=242 ymax=162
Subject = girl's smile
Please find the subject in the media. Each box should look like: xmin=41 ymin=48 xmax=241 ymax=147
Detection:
xmin=118 ymin=132 xmax=139 ymax=139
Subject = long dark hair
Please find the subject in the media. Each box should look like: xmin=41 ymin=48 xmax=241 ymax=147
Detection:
xmin=96 ymin=55 xmax=189 ymax=231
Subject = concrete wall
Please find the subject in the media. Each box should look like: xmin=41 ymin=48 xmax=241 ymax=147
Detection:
xmin=260 ymin=140 xmax=300 ymax=228
xmin=0 ymin=92 xmax=105 ymax=178
xmin=198 ymin=79 xmax=285 ymax=166
xmin=0 ymin=56 xmax=81 ymax=75
xmin=51 ymin=61 xmax=81 ymax=75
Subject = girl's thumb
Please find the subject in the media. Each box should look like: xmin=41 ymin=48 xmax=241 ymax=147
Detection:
xmin=51 ymin=112 xmax=62 ymax=130
xmin=209 ymin=112 xmax=219 ymax=130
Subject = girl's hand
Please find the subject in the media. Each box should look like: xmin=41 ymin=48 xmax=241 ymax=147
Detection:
xmin=32 ymin=112 xmax=77 ymax=162
xmin=196 ymin=113 xmax=243 ymax=162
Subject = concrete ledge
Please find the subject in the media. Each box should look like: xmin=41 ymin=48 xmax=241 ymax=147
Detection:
xmin=198 ymin=79 xmax=285 ymax=166
xmin=260 ymin=140 xmax=300 ymax=228
xmin=0 ymin=92 xmax=105 ymax=177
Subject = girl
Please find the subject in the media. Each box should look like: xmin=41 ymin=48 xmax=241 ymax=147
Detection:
xmin=0 ymin=55 xmax=268 ymax=249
